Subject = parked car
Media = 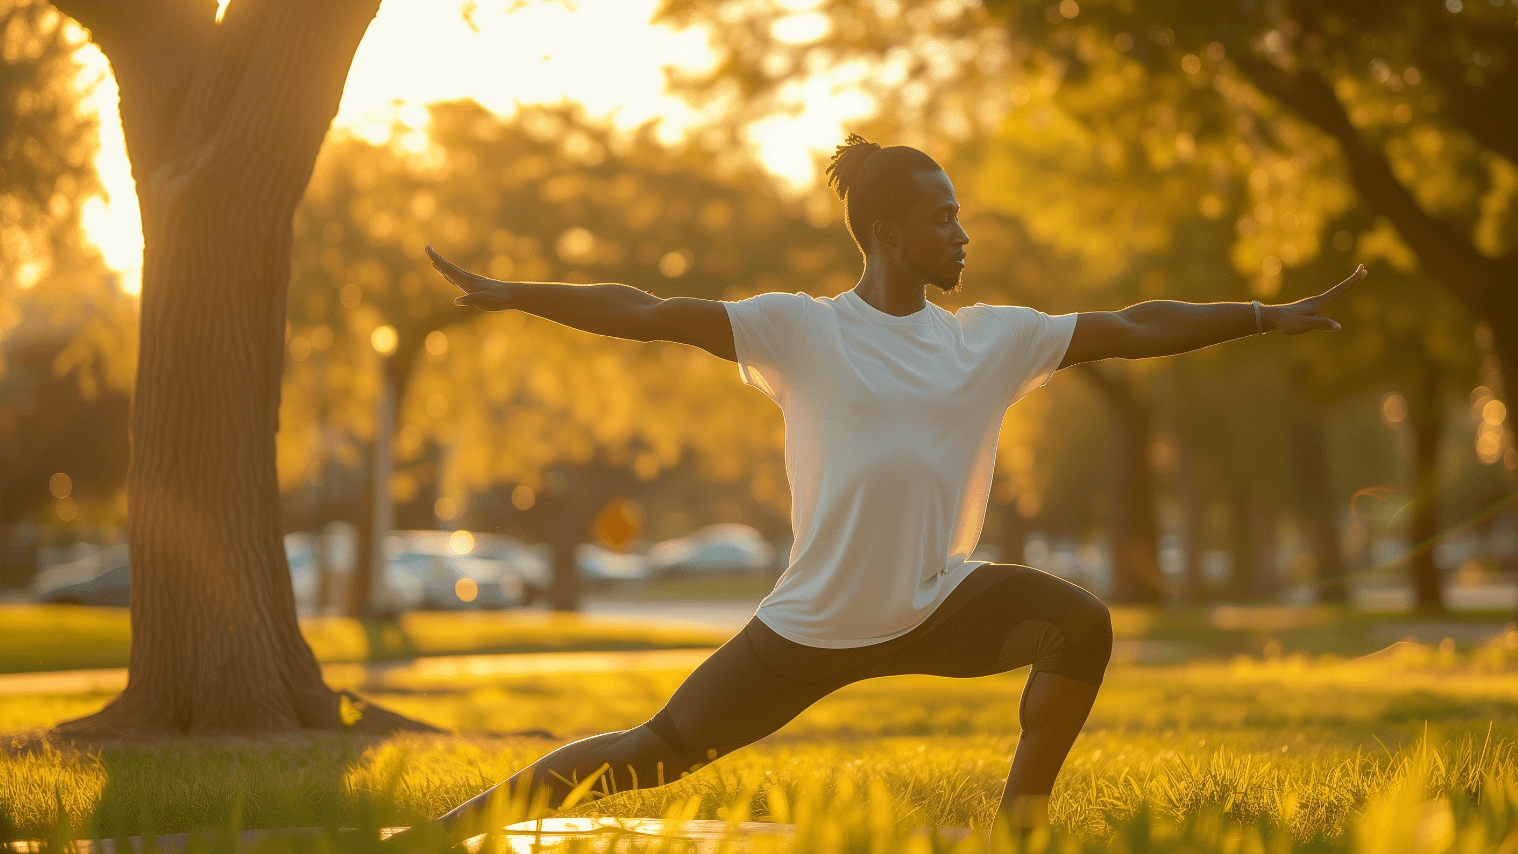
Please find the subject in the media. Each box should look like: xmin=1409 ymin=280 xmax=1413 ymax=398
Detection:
xmin=394 ymin=530 xmax=548 ymax=607
xmin=468 ymin=533 xmax=552 ymax=605
xmin=34 ymin=539 xmax=324 ymax=610
xmin=647 ymin=524 xmax=777 ymax=580
xmin=284 ymin=533 xmax=323 ymax=613
xmin=576 ymin=542 xmax=652 ymax=588
xmin=385 ymin=549 xmax=520 ymax=610
xmin=33 ymin=543 xmax=130 ymax=606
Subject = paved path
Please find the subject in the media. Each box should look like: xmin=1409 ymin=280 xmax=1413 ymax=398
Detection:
xmin=0 ymin=647 xmax=720 ymax=696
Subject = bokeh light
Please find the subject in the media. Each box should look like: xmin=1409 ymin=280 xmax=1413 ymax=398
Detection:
xmin=371 ymin=325 xmax=398 ymax=356
xmin=448 ymin=529 xmax=475 ymax=555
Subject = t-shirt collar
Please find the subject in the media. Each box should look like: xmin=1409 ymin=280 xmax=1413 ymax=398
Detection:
xmin=843 ymin=289 xmax=932 ymax=325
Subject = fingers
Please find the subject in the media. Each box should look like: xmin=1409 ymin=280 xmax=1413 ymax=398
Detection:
xmin=425 ymin=244 xmax=481 ymax=293
xmin=1323 ymin=264 xmax=1367 ymax=301
xmin=1282 ymin=315 xmax=1342 ymax=335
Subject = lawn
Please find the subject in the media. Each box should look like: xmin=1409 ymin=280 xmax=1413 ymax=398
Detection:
xmin=5 ymin=601 xmax=1515 ymax=674
xmin=0 ymin=606 xmax=730 ymax=674
xmin=7 ymin=632 xmax=1518 ymax=851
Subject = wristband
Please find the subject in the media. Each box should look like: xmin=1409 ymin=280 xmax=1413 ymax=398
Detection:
xmin=1251 ymin=300 xmax=1263 ymax=334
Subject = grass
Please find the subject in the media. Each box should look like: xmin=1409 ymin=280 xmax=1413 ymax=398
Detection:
xmin=9 ymin=633 xmax=1518 ymax=848
xmin=0 ymin=606 xmax=730 ymax=674
xmin=7 ymin=610 xmax=1518 ymax=851
xmin=6 ymin=601 xmax=1516 ymax=675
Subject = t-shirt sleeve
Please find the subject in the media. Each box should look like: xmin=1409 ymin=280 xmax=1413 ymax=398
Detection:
xmin=980 ymin=304 xmax=1078 ymax=404
xmin=722 ymin=291 xmax=813 ymax=404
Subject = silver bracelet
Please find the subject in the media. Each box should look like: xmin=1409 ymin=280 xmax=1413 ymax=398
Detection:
xmin=1251 ymin=300 xmax=1264 ymax=334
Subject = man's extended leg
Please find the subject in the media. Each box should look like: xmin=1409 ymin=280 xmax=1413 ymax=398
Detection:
xmin=414 ymin=620 xmax=841 ymax=844
xmin=431 ymin=724 xmax=686 ymax=840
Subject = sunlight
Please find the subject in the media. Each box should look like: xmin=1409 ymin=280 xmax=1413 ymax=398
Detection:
xmin=72 ymin=0 xmax=884 ymax=294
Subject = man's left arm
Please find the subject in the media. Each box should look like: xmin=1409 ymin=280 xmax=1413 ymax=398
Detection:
xmin=1058 ymin=265 xmax=1367 ymax=369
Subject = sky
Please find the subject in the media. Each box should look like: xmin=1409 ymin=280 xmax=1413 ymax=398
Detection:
xmin=72 ymin=0 xmax=871 ymax=296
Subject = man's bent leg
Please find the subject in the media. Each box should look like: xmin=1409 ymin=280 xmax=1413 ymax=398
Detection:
xmin=991 ymin=670 xmax=1101 ymax=836
xmin=870 ymin=565 xmax=1113 ymax=838
xmin=990 ymin=574 xmax=1113 ymax=835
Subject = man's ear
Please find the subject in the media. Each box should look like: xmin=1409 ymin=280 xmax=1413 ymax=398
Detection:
xmin=870 ymin=219 xmax=897 ymax=248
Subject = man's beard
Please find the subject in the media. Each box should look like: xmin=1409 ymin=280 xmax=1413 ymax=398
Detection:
xmin=906 ymin=250 xmax=963 ymax=293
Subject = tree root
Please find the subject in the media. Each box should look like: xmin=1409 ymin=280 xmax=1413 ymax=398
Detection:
xmin=45 ymin=687 xmax=443 ymax=744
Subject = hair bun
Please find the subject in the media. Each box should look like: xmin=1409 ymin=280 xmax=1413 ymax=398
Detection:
xmin=825 ymin=133 xmax=882 ymax=200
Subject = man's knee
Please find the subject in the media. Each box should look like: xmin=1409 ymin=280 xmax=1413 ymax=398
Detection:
xmin=1056 ymin=593 xmax=1112 ymax=684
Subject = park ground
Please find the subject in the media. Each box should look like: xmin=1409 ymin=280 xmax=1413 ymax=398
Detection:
xmin=5 ymin=604 xmax=1518 ymax=852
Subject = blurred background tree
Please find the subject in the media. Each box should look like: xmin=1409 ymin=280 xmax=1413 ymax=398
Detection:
xmin=0 ymin=0 xmax=133 ymax=583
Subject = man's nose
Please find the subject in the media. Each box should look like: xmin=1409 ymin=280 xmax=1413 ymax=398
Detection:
xmin=953 ymin=225 xmax=969 ymax=246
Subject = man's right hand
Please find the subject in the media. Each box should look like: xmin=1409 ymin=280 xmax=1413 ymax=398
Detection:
xmin=426 ymin=244 xmax=517 ymax=310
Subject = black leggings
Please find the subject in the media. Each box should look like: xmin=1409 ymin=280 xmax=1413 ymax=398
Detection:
xmin=513 ymin=564 xmax=1112 ymax=801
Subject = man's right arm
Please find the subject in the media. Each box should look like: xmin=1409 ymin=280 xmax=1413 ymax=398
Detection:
xmin=431 ymin=246 xmax=737 ymax=362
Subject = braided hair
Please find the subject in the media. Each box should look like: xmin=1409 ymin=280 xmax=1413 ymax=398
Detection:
xmin=825 ymin=133 xmax=944 ymax=253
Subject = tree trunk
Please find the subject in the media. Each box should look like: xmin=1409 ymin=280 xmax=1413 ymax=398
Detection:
xmin=348 ymin=463 xmax=376 ymax=617
xmin=61 ymin=194 xmax=352 ymax=735
xmin=547 ymin=535 xmax=581 ymax=613
xmin=1078 ymin=365 xmax=1163 ymax=603
xmin=1176 ymin=440 xmax=1209 ymax=604
xmin=1247 ymin=498 xmax=1278 ymax=601
xmin=1226 ymin=486 xmax=1254 ymax=602
xmin=346 ymin=341 xmax=419 ymax=618
xmin=998 ymin=498 xmax=1027 ymax=568
xmin=1407 ymin=371 xmax=1445 ymax=612
xmin=1291 ymin=418 xmax=1347 ymax=604
xmin=48 ymin=0 xmax=436 ymax=737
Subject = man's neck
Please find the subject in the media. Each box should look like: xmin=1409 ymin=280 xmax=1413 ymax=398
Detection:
xmin=852 ymin=259 xmax=929 ymax=318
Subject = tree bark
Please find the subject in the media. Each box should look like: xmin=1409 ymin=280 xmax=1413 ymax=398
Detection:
xmin=1407 ymin=370 xmax=1445 ymax=612
xmin=1078 ymin=364 xmax=1164 ymax=603
xmin=47 ymin=0 xmax=437 ymax=737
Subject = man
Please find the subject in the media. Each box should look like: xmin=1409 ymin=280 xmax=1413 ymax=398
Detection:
xmin=412 ymin=133 xmax=1365 ymax=842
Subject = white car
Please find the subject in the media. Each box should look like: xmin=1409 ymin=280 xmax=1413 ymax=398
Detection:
xmin=386 ymin=550 xmax=522 ymax=610
xmin=392 ymin=530 xmax=547 ymax=607
xmin=647 ymin=524 xmax=777 ymax=580
xmin=576 ymin=542 xmax=652 ymax=587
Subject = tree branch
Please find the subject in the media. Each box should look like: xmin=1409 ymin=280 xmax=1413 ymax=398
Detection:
xmin=49 ymin=0 xmax=217 ymax=196
xmin=1424 ymin=58 xmax=1518 ymax=168
xmin=1235 ymin=54 xmax=1507 ymax=317
xmin=157 ymin=0 xmax=382 ymax=212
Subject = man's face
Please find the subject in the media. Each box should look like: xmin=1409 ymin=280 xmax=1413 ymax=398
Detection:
xmin=897 ymin=170 xmax=969 ymax=293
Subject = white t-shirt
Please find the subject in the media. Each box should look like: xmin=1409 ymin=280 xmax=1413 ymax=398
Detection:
xmin=724 ymin=288 xmax=1077 ymax=648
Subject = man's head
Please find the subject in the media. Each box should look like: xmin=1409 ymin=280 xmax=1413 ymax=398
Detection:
xmin=825 ymin=134 xmax=968 ymax=293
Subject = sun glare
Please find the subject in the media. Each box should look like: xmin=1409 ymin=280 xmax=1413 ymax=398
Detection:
xmin=73 ymin=0 xmax=880 ymax=294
